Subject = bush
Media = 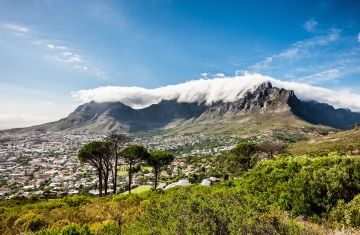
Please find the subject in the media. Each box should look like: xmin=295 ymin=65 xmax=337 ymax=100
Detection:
xmin=33 ymin=224 xmax=92 ymax=235
xmin=124 ymin=186 xmax=323 ymax=234
xmin=14 ymin=212 xmax=48 ymax=232
xmin=64 ymin=195 xmax=91 ymax=207
xmin=25 ymin=215 xmax=48 ymax=232
xmin=239 ymin=155 xmax=360 ymax=216
xmin=330 ymin=194 xmax=360 ymax=228
xmin=90 ymin=220 xmax=119 ymax=235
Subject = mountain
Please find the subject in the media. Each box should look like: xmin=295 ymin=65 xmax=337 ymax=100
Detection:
xmin=5 ymin=82 xmax=360 ymax=138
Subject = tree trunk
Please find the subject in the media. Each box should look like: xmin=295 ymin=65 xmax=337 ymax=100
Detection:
xmin=104 ymin=172 xmax=108 ymax=195
xmin=98 ymin=169 xmax=103 ymax=197
xmin=154 ymin=168 xmax=158 ymax=189
xmin=113 ymin=151 xmax=118 ymax=194
xmin=128 ymin=162 xmax=132 ymax=194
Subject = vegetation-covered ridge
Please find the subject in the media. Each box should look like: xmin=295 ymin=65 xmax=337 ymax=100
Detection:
xmin=289 ymin=125 xmax=360 ymax=156
xmin=0 ymin=154 xmax=359 ymax=234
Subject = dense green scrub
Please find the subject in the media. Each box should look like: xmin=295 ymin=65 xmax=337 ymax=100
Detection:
xmin=1 ymin=155 xmax=359 ymax=234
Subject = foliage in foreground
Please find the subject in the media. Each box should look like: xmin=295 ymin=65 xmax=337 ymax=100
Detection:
xmin=0 ymin=154 xmax=359 ymax=234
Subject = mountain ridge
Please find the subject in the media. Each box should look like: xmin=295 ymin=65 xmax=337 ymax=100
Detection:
xmin=3 ymin=81 xmax=360 ymax=136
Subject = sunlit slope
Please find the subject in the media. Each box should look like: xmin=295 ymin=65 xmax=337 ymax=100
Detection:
xmin=160 ymin=111 xmax=334 ymax=141
xmin=288 ymin=125 xmax=360 ymax=156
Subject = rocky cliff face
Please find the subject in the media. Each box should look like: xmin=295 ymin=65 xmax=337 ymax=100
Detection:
xmin=199 ymin=82 xmax=294 ymax=119
xmin=9 ymin=81 xmax=360 ymax=134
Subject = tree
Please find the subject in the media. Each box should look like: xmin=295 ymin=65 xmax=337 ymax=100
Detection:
xmin=106 ymin=133 xmax=132 ymax=194
xmin=259 ymin=141 xmax=286 ymax=159
xmin=121 ymin=145 xmax=150 ymax=193
xmin=77 ymin=141 xmax=112 ymax=196
xmin=145 ymin=150 xmax=174 ymax=189
xmin=229 ymin=142 xmax=259 ymax=171
xmin=101 ymin=141 xmax=113 ymax=195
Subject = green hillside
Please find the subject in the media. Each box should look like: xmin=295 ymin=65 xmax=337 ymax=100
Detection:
xmin=161 ymin=112 xmax=334 ymax=142
xmin=288 ymin=125 xmax=360 ymax=156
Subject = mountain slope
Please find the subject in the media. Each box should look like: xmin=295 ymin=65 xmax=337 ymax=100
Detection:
xmin=4 ymin=82 xmax=360 ymax=137
xmin=18 ymin=100 xmax=208 ymax=134
xmin=288 ymin=124 xmax=360 ymax=156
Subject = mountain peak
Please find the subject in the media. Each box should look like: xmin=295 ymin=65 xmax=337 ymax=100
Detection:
xmin=256 ymin=81 xmax=272 ymax=91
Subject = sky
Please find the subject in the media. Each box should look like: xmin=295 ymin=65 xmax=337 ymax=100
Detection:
xmin=0 ymin=0 xmax=360 ymax=129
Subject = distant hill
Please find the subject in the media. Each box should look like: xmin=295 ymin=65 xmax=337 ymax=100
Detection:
xmin=288 ymin=125 xmax=360 ymax=156
xmin=4 ymin=82 xmax=360 ymax=140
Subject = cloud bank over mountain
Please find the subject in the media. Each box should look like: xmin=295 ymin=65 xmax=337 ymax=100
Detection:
xmin=72 ymin=73 xmax=360 ymax=112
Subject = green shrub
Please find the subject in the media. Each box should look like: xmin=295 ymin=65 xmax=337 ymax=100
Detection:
xmin=14 ymin=212 xmax=48 ymax=232
xmin=330 ymin=194 xmax=360 ymax=228
xmin=92 ymin=220 xmax=119 ymax=235
xmin=24 ymin=215 xmax=48 ymax=232
xmin=239 ymin=155 xmax=360 ymax=216
xmin=33 ymin=224 xmax=92 ymax=235
xmin=64 ymin=195 xmax=91 ymax=207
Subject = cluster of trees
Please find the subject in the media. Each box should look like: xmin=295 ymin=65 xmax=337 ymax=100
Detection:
xmin=222 ymin=141 xmax=286 ymax=176
xmin=77 ymin=133 xmax=174 ymax=196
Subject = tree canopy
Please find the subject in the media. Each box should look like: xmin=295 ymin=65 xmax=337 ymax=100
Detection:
xmin=77 ymin=141 xmax=112 ymax=196
xmin=228 ymin=142 xmax=259 ymax=171
xmin=146 ymin=150 xmax=175 ymax=189
xmin=121 ymin=145 xmax=150 ymax=193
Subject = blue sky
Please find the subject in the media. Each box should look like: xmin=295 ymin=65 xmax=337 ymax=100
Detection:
xmin=0 ymin=0 xmax=360 ymax=128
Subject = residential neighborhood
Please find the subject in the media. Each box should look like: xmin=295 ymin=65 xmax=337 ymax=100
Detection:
xmin=0 ymin=132 xmax=236 ymax=198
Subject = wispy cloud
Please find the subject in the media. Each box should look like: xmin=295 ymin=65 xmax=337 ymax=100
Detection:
xmin=248 ymin=26 xmax=360 ymax=85
xmin=250 ymin=28 xmax=341 ymax=71
xmin=45 ymin=43 xmax=108 ymax=79
xmin=3 ymin=23 xmax=109 ymax=80
xmin=358 ymin=33 xmax=360 ymax=43
xmin=47 ymin=44 xmax=67 ymax=50
xmin=297 ymin=68 xmax=342 ymax=84
xmin=303 ymin=19 xmax=318 ymax=33
xmin=3 ymin=23 xmax=29 ymax=33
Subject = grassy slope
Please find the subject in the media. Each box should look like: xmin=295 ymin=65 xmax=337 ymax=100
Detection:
xmin=288 ymin=126 xmax=360 ymax=156
xmin=160 ymin=112 xmax=334 ymax=141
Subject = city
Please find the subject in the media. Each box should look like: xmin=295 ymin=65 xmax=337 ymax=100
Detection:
xmin=0 ymin=132 xmax=237 ymax=198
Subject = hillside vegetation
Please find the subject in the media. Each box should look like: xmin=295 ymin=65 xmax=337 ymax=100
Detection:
xmin=289 ymin=126 xmax=360 ymax=156
xmin=1 ymin=154 xmax=359 ymax=234
xmin=161 ymin=112 xmax=333 ymax=142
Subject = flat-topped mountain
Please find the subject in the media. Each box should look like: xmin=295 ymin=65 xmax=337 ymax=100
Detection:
xmin=5 ymin=82 xmax=360 ymax=136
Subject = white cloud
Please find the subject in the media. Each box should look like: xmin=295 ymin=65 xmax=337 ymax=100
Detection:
xmin=248 ymin=28 xmax=359 ymax=85
xmin=252 ymin=28 xmax=341 ymax=71
xmin=45 ymin=43 xmax=108 ymax=78
xmin=72 ymin=73 xmax=360 ymax=111
xmin=3 ymin=25 xmax=108 ymax=80
xmin=278 ymin=48 xmax=299 ymax=59
xmin=47 ymin=44 xmax=67 ymax=50
xmin=4 ymin=23 xmax=29 ymax=33
xmin=303 ymin=19 xmax=318 ymax=33
xmin=358 ymin=33 xmax=360 ymax=43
